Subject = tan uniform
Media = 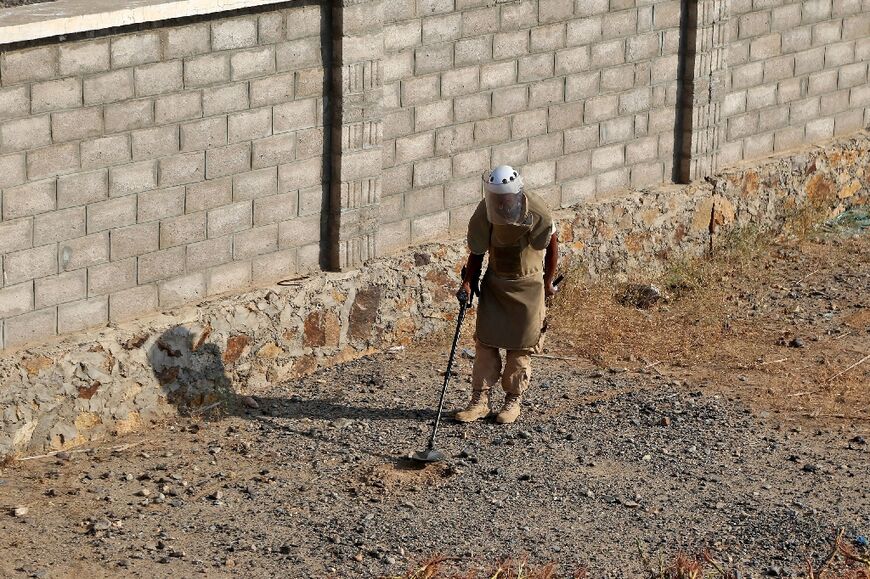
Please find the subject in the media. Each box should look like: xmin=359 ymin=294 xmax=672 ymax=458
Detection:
xmin=467 ymin=192 xmax=554 ymax=395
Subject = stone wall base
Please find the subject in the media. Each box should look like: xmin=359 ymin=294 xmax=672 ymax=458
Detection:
xmin=1 ymin=132 xmax=867 ymax=458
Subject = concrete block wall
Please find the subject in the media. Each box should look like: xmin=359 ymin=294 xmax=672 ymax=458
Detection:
xmin=379 ymin=0 xmax=685 ymax=255
xmin=721 ymin=0 xmax=870 ymax=163
xmin=0 ymin=4 xmax=327 ymax=349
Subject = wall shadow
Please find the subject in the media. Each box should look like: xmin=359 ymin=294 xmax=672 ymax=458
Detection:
xmin=146 ymin=325 xmax=438 ymax=423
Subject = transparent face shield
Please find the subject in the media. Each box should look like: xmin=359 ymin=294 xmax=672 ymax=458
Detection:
xmin=482 ymin=169 xmax=528 ymax=226
xmin=485 ymin=189 xmax=528 ymax=226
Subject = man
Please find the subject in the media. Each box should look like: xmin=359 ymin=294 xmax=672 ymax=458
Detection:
xmin=454 ymin=165 xmax=559 ymax=425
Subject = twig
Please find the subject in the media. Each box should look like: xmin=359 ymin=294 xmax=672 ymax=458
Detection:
xmin=786 ymin=392 xmax=810 ymax=397
xmin=796 ymin=269 xmax=820 ymax=284
xmin=827 ymin=353 xmax=870 ymax=383
xmin=757 ymin=358 xmax=788 ymax=366
xmin=531 ymin=353 xmax=580 ymax=361
xmin=815 ymin=529 xmax=843 ymax=577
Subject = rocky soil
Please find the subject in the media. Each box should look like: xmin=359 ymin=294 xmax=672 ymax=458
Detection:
xmin=1 ymin=228 xmax=868 ymax=578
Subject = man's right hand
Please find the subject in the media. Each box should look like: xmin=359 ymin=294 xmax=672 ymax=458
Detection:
xmin=456 ymin=282 xmax=471 ymax=305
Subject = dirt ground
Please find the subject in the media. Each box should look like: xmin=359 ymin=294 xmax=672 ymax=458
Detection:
xmin=0 ymin=225 xmax=867 ymax=578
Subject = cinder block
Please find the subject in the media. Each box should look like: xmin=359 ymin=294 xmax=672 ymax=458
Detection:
xmin=0 ymin=116 xmax=51 ymax=154
xmin=602 ymin=10 xmax=638 ymax=41
xmin=522 ymin=159 xmax=556 ymax=188
xmin=111 ymin=33 xmax=160 ymax=68
xmin=159 ymin=152 xmax=206 ymax=187
xmin=750 ymin=33 xmax=782 ymax=61
xmin=276 ymin=37 xmax=323 ymax=72
xmin=88 ymin=257 xmax=136 ymax=296
xmin=454 ymin=93 xmax=491 ymax=123
xmin=164 ymin=23 xmax=211 ymax=59
xmin=3 ymin=179 xmax=55 ymax=220
xmin=35 ymin=270 xmax=86 ymax=309
xmin=567 ymin=16 xmax=602 ymax=48
xmin=277 ymin=156 xmax=322 ymax=192
xmin=599 ymin=116 xmax=634 ymax=144
xmin=258 ymin=12 xmax=284 ymax=45
xmin=0 ymin=46 xmax=58 ymax=85
xmin=252 ymin=134 xmax=296 ymax=169
xmin=596 ymin=167 xmax=629 ymax=194
xmin=252 ymin=248 xmax=296 ymax=285
xmin=186 ymin=178 xmax=232 ymax=213
xmin=0 ymin=85 xmax=29 ymax=122
xmin=81 ymin=135 xmax=132 ymax=169
xmin=296 ymin=185 xmax=321 ymax=217
xmin=213 ymin=17 xmax=259 ymax=51
xmin=387 ymin=20 xmax=422 ymax=52
xmin=501 ymin=0 xmax=539 ymax=28
xmin=0 ymin=217 xmax=33 ymax=254
xmin=105 ymin=99 xmax=154 ymax=134
xmin=138 ymin=246 xmax=185 ymax=284
xmin=531 ymin=23 xmax=566 ymax=53
xmin=376 ymin=219 xmax=410 ymax=257
xmin=414 ymin=43 xmax=454 ymax=75
xmin=453 ymin=148 xmax=491 ymax=177
xmin=400 ymin=75 xmax=440 ymax=107
xmin=59 ymin=170 xmax=108 ymax=210
xmin=727 ymin=111 xmax=760 ymax=140
xmin=565 ymin=71 xmax=599 ymax=102
xmin=478 ymin=62 xmax=515 ymax=92
xmin=5 ymin=245 xmax=57 ymax=285
xmin=4 ymin=308 xmax=57 ymax=348
xmin=58 ymin=296 xmax=108 ymax=334
xmin=825 ymin=42 xmax=855 ymax=68
xmin=730 ymin=62 xmax=764 ymax=90
xmin=591 ymin=39 xmax=626 ymax=68
xmin=528 ymin=133 xmax=563 ymax=163
xmin=278 ymin=215 xmax=320 ymax=248
xmin=181 ymin=117 xmax=228 ymax=152
xmin=746 ymin=84 xmax=778 ymax=110
xmin=492 ymin=30 xmax=529 ymax=60
xmin=601 ymin=63 xmax=636 ymax=92
xmin=813 ymin=20 xmax=843 ymax=46
xmin=415 ymin=100 xmax=453 ymax=131
xmin=474 ymin=117 xmax=510 ymax=147
xmin=561 ymin=176 xmax=595 ymax=206
xmin=273 ymin=99 xmax=317 ymax=134
xmin=455 ymin=36 xmax=491 ymax=67
xmin=108 ymin=161 xmax=155 ymax=197
xmin=231 ymin=46 xmax=276 ymax=81
xmin=186 ymin=236 xmax=232 ymax=270
xmin=87 ymin=196 xmax=136 ymax=233
xmin=782 ymin=27 xmax=812 ymax=54
xmin=555 ymin=46 xmax=591 ymax=77
xmin=295 ymin=67 xmax=325 ymax=99
xmin=59 ymin=232 xmax=109 ymax=272
xmin=208 ymin=201 xmax=252 ymax=238
xmin=758 ymin=104 xmax=788 ymax=132
xmin=109 ymin=284 xmax=158 ymax=322
xmin=111 ymin=222 xmax=159 ymax=260
xmin=625 ymin=136 xmax=658 ymax=164
xmin=83 ymin=69 xmax=134 ymax=106
xmin=435 ymin=124 xmax=474 ymax=157
xmin=206 ymin=143 xmax=251 ymax=179
xmin=549 ymin=101 xmax=585 ymax=131
xmin=233 ymin=167 xmax=278 ymax=201
xmin=206 ymin=261 xmax=251 ymax=297
xmin=160 ymin=211 xmax=207 ymax=249
xmin=203 ymin=83 xmax=250 ymax=117
xmin=295 ymin=127 xmax=324 ymax=160
xmin=50 ymin=107 xmax=103 ymax=144
xmin=0 ymin=153 xmax=26 ymax=190
xmin=651 ymin=53 xmax=679 ymax=83
xmin=404 ymin=185 xmax=444 ymax=217
xmin=253 ymin=189 xmax=297 ymax=227
xmin=250 ymin=72 xmax=295 ymax=107
xmin=226 ymin=108 xmax=272 ymax=144
xmin=539 ymin=0 xmax=573 ymax=23
xmin=838 ymin=62 xmax=867 ymax=89
xmin=808 ymin=69 xmax=839 ymax=96
xmin=511 ymin=110 xmax=548 ymax=140
xmin=591 ymin=143 xmax=624 ymax=172
xmin=156 ymin=92 xmax=202 ymax=125
xmin=31 ymin=78 xmax=81 ymax=113
xmin=382 ymin=165 xmax=413 ymax=197
xmin=59 ymin=39 xmax=110 ymax=76
xmin=135 ymin=61 xmax=183 ymax=97
xmin=413 ymin=157 xmax=451 ymax=187
xmin=132 ymin=126 xmax=179 ymax=161
xmin=422 ymin=13 xmax=461 ymax=45
xmin=802 ymin=0 xmax=833 ymax=24
xmin=834 ymin=109 xmax=864 ymax=135
xmin=233 ymin=224 xmax=279 ymax=259
xmin=805 ymin=117 xmax=835 ymax=141
xmin=850 ymin=84 xmax=870 ymax=108
xmin=738 ymin=11 xmax=770 ymax=39
xmin=492 ymin=140 xmax=528 ymax=169
xmin=518 ymin=53 xmax=555 ymax=82
xmin=763 ymin=55 xmax=795 ymax=83
xmin=842 ymin=13 xmax=870 ymax=40
xmin=556 ymin=151 xmax=591 ymax=182
xmin=772 ymin=4 xmax=802 ymax=32
xmin=159 ymin=272 xmax=207 ymax=307
xmin=583 ymin=94 xmax=618 ymax=123
xmin=411 ymin=210 xmax=449 ymax=244
xmin=819 ymin=90 xmax=858 ymax=116
xmin=138 ymin=187 xmax=185 ymax=222
xmin=284 ymin=4 xmax=324 ymax=40
xmin=34 ymin=206 xmax=85 ymax=245
xmin=462 ymin=6 xmax=499 ymax=37
xmin=184 ymin=54 xmax=231 ymax=88
xmin=26 ymin=142 xmax=81 ymax=180
xmin=790 ymin=97 xmax=820 ymax=124
xmin=794 ymin=47 xmax=825 ymax=76
xmin=0 ymin=282 xmax=34 ymax=318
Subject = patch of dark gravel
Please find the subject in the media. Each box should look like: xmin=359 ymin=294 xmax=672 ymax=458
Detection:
xmin=2 ymin=351 xmax=868 ymax=578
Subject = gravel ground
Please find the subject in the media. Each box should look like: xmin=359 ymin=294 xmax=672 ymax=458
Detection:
xmin=1 ymin=350 xmax=868 ymax=578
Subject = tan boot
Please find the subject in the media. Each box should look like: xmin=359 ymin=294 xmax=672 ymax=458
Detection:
xmin=454 ymin=390 xmax=490 ymax=422
xmin=496 ymin=394 xmax=522 ymax=424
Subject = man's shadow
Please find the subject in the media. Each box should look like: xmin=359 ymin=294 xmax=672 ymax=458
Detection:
xmin=146 ymin=325 xmax=439 ymax=422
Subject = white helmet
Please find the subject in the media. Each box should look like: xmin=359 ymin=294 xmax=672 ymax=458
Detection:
xmin=482 ymin=165 xmax=527 ymax=226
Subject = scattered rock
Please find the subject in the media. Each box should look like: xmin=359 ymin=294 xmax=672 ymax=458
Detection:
xmin=618 ymin=284 xmax=665 ymax=309
xmin=12 ymin=506 xmax=28 ymax=517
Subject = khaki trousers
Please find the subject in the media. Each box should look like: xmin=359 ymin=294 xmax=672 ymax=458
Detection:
xmin=471 ymin=339 xmax=534 ymax=396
